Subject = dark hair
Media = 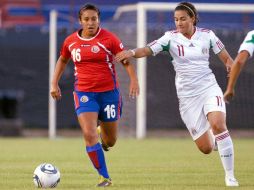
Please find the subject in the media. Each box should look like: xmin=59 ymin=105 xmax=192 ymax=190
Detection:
xmin=78 ymin=4 xmax=100 ymax=19
xmin=175 ymin=2 xmax=199 ymax=26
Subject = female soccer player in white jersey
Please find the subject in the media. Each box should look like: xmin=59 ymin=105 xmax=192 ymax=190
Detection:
xmin=116 ymin=2 xmax=239 ymax=187
xmin=224 ymin=30 xmax=254 ymax=102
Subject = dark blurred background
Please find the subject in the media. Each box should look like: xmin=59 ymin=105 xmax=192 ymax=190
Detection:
xmin=0 ymin=0 xmax=253 ymax=136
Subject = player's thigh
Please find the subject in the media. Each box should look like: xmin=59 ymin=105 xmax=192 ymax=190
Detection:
xmin=179 ymin=98 xmax=213 ymax=153
xmin=194 ymin=130 xmax=214 ymax=154
xmin=179 ymin=95 xmax=210 ymax=141
xmin=73 ymin=91 xmax=100 ymax=115
xmin=207 ymin=111 xmax=227 ymax=134
xmin=78 ymin=112 xmax=99 ymax=146
xmin=98 ymin=89 xmax=122 ymax=141
xmin=204 ymin=87 xmax=227 ymax=134
xmin=98 ymin=89 xmax=123 ymax=122
xmin=100 ymin=121 xmax=118 ymax=140
xmin=203 ymin=86 xmax=226 ymax=115
xmin=78 ymin=112 xmax=98 ymax=135
xmin=73 ymin=91 xmax=100 ymax=143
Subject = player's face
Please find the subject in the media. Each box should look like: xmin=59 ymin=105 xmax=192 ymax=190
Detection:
xmin=174 ymin=10 xmax=195 ymax=38
xmin=79 ymin=9 xmax=100 ymax=38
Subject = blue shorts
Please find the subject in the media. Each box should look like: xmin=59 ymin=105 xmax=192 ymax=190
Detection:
xmin=73 ymin=89 xmax=122 ymax=122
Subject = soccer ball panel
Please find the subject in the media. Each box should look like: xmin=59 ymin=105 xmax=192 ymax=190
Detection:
xmin=33 ymin=163 xmax=60 ymax=188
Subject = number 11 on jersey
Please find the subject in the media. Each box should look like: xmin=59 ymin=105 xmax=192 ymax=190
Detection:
xmin=177 ymin=45 xmax=184 ymax=56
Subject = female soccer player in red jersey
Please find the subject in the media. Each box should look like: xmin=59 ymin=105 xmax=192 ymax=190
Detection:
xmin=50 ymin=4 xmax=139 ymax=187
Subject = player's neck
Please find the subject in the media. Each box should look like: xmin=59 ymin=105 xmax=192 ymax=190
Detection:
xmin=183 ymin=27 xmax=196 ymax=39
xmin=80 ymin=28 xmax=99 ymax=39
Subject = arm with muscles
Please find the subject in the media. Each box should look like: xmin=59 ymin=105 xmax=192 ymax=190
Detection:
xmin=50 ymin=55 xmax=70 ymax=100
xmin=217 ymin=48 xmax=234 ymax=78
xmin=116 ymin=32 xmax=170 ymax=62
xmin=115 ymin=46 xmax=153 ymax=62
xmin=119 ymin=58 xmax=140 ymax=99
xmin=223 ymin=50 xmax=250 ymax=103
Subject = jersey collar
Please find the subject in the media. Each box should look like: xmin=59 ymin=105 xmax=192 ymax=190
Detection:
xmin=77 ymin=27 xmax=102 ymax=41
xmin=180 ymin=26 xmax=198 ymax=41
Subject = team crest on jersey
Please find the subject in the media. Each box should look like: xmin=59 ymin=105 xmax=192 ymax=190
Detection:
xmin=80 ymin=95 xmax=89 ymax=103
xmin=91 ymin=45 xmax=100 ymax=53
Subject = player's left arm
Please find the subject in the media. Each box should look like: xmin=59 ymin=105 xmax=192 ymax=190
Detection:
xmin=119 ymin=57 xmax=140 ymax=99
xmin=110 ymin=33 xmax=140 ymax=98
xmin=217 ymin=48 xmax=234 ymax=77
xmin=224 ymin=50 xmax=250 ymax=103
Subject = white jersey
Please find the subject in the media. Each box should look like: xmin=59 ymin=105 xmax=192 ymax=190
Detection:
xmin=238 ymin=30 xmax=254 ymax=57
xmin=149 ymin=27 xmax=224 ymax=97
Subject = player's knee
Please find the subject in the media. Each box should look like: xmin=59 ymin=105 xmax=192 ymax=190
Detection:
xmin=211 ymin=123 xmax=227 ymax=134
xmin=200 ymin=148 xmax=212 ymax=154
xmin=210 ymin=119 xmax=227 ymax=134
xmin=84 ymin=132 xmax=98 ymax=145
xmin=107 ymin=141 xmax=116 ymax=147
xmin=104 ymin=137 xmax=117 ymax=147
xmin=198 ymin=145 xmax=213 ymax=154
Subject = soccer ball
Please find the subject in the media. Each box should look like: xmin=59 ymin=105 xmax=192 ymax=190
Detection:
xmin=33 ymin=163 xmax=60 ymax=188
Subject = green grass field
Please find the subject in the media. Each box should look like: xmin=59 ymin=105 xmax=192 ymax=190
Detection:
xmin=0 ymin=137 xmax=253 ymax=190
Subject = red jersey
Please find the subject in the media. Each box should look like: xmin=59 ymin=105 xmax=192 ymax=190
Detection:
xmin=60 ymin=28 xmax=124 ymax=92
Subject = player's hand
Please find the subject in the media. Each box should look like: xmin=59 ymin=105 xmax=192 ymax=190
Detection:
xmin=50 ymin=84 xmax=62 ymax=100
xmin=223 ymin=89 xmax=235 ymax=104
xmin=129 ymin=78 xmax=140 ymax=99
xmin=115 ymin=50 xmax=134 ymax=63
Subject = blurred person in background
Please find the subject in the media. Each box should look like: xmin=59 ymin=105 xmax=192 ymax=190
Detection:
xmin=224 ymin=30 xmax=254 ymax=102
xmin=50 ymin=4 xmax=139 ymax=187
xmin=115 ymin=2 xmax=239 ymax=187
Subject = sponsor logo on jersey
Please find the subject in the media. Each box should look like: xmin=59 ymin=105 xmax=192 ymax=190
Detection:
xmin=81 ymin=44 xmax=91 ymax=47
xmin=80 ymin=95 xmax=89 ymax=103
xmin=91 ymin=45 xmax=100 ymax=53
xmin=189 ymin=43 xmax=195 ymax=47
xmin=202 ymin=48 xmax=208 ymax=54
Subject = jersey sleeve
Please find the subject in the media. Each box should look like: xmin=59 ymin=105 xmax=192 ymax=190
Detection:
xmin=109 ymin=33 xmax=124 ymax=55
xmin=60 ymin=38 xmax=71 ymax=59
xmin=209 ymin=30 xmax=225 ymax=54
xmin=148 ymin=32 xmax=171 ymax=56
xmin=238 ymin=30 xmax=254 ymax=57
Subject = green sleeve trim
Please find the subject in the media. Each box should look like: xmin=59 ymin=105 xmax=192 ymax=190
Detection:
xmin=162 ymin=40 xmax=170 ymax=52
xmin=147 ymin=46 xmax=153 ymax=54
xmin=246 ymin=34 xmax=254 ymax=44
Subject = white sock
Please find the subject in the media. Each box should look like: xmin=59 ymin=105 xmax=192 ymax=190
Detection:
xmin=215 ymin=130 xmax=234 ymax=178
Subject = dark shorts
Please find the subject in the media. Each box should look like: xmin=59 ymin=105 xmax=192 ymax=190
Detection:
xmin=73 ymin=89 xmax=122 ymax=122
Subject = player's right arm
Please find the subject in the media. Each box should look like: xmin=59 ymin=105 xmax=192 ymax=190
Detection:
xmin=50 ymin=55 xmax=70 ymax=100
xmin=115 ymin=47 xmax=152 ymax=62
xmin=115 ymin=32 xmax=171 ymax=63
xmin=223 ymin=50 xmax=250 ymax=103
